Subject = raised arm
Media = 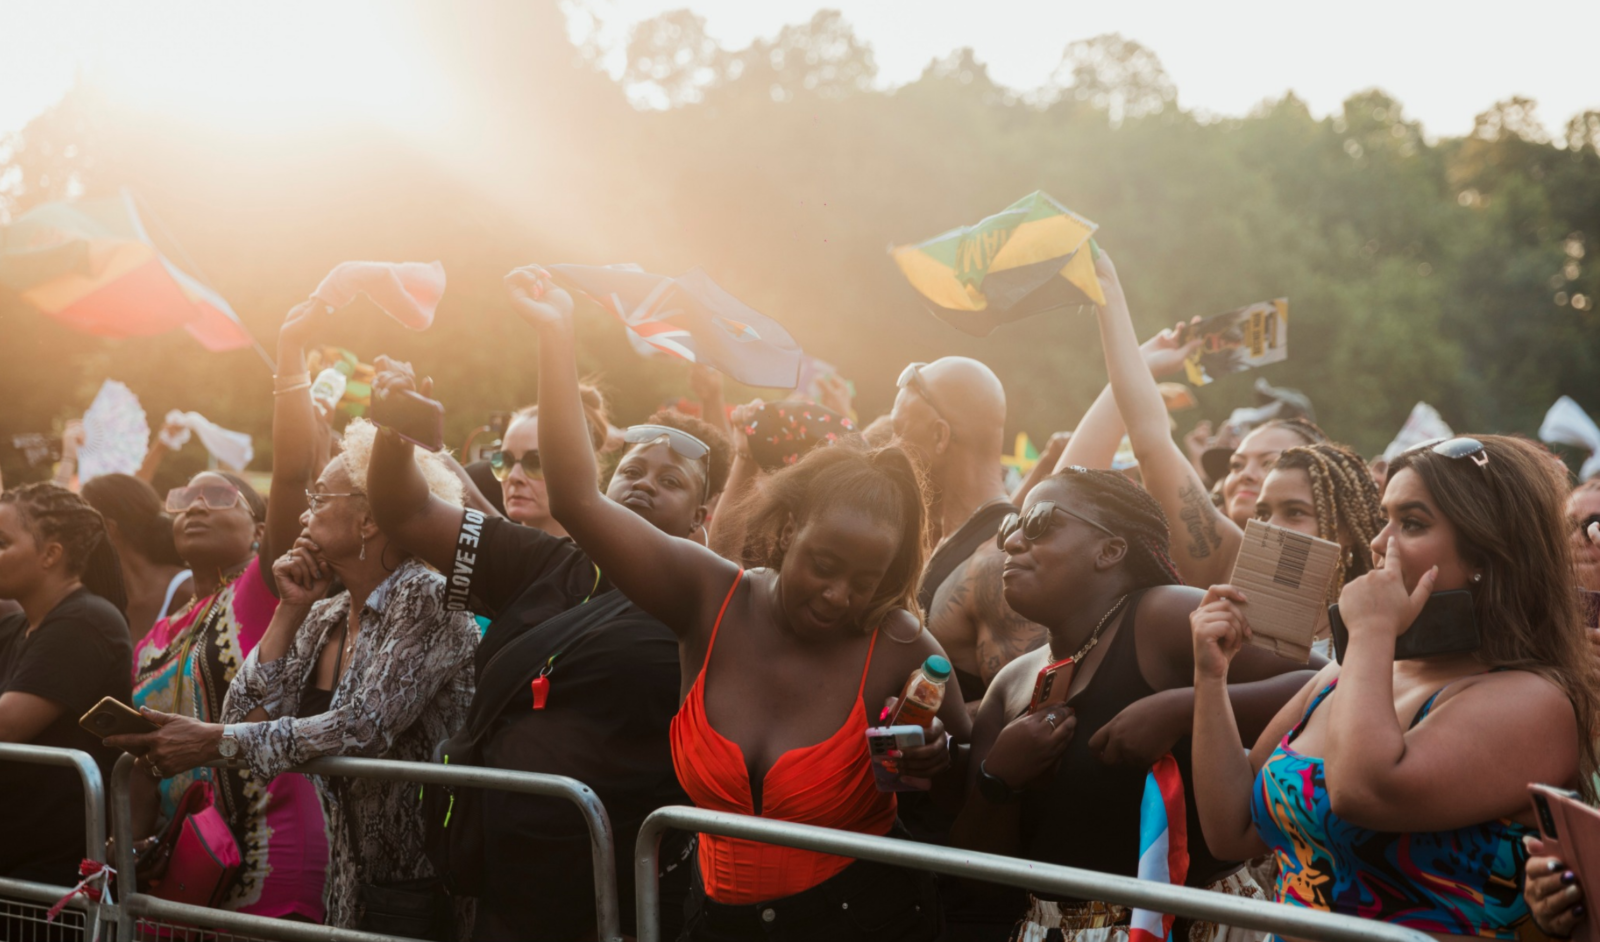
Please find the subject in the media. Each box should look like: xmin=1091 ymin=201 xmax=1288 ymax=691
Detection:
xmin=366 ymin=360 xmax=467 ymax=575
xmin=508 ymin=266 xmax=737 ymax=635
xmin=707 ymin=399 xmax=765 ymax=560
xmin=1094 ymin=252 xmax=1241 ymax=587
xmin=263 ymin=301 xmax=331 ymax=573
xmin=1054 ymin=319 xmax=1201 ymax=476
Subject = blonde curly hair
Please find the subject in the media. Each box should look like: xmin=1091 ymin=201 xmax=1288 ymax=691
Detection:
xmin=337 ymin=418 xmax=464 ymax=507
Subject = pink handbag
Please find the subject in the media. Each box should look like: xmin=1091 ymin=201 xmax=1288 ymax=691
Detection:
xmin=146 ymin=780 xmax=242 ymax=908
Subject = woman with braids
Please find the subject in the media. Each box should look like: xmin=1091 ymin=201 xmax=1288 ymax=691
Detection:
xmin=1254 ymin=444 xmax=1385 ymax=654
xmin=1192 ymin=435 xmax=1600 ymax=940
xmin=952 ymin=466 xmax=1312 ymax=942
xmin=508 ymin=264 xmax=968 ymax=941
xmin=114 ymin=298 xmax=340 ymax=921
xmin=82 ymin=473 xmax=194 ymax=643
xmin=0 ymin=483 xmax=131 ymax=884
xmin=1087 ymin=444 xmax=1378 ymax=778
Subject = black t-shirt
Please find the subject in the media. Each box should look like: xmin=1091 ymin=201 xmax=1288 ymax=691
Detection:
xmin=0 ymin=589 xmax=132 ymax=881
xmin=446 ymin=511 xmax=688 ymax=935
xmin=446 ymin=509 xmax=611 ymax=675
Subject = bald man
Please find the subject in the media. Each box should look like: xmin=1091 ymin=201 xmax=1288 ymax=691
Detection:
xmin=891 ymin=358 xmax=1047 ymax=708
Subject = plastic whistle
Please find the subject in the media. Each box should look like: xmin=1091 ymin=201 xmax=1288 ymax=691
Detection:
xmin=531 ymin=675 xmax=550 ymax=710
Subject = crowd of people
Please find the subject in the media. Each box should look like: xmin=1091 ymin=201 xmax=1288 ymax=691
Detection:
xmin=2 ymin=246 xmax=1599 ymax=942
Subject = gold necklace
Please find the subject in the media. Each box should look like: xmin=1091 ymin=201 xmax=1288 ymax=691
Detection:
xmin=1060 ymin=594 xmax=1131 ymax=663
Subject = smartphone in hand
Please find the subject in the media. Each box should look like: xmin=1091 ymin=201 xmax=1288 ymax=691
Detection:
xmin=1329 ymin=589 xmax=1480 ymax=663
xmin=867 ymin=725 xmax=928 ymax=792
xmin=79 ymin=697 xmax=158 ymax=739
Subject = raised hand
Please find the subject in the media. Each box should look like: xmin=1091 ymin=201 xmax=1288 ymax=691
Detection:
xmin=1141 ymin=316 xmax=1204 ymax=378
xmin=505 ymin=265 xmax=574 ymax=330
xmin=726 ymin=398 xmax=767 ymax=459
xmin=372 ymin=354 xmax=434 ymax=401
xmin=280 ymin=298 xmax=335 ymax=351
xmin=1191 ymin=584 xmax=1252 ymax=681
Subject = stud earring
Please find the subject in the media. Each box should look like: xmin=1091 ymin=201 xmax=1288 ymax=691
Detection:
xmin=1472 ymin=572 xmax=1482 ymax=584
xmin=251 ymin=541 xmax=259 ymax=552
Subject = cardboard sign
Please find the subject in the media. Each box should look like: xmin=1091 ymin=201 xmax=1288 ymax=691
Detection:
xmin=1228 ymin=519 xmax=1341 ymax=663
xmin=1181 ymin=299 xmax=1289 ymax=386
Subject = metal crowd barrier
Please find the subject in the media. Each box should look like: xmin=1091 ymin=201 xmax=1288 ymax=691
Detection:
xmin=634 ymin=806 xmax=1438 ymax=942
xmin=109 ymin=753 xmax=623 ymax=942
xmin=0 ymin=743 xmax=109 ymax=941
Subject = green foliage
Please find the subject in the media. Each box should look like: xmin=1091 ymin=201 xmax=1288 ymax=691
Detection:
xmin=3 ymin=5 xmax=1599 ymax=485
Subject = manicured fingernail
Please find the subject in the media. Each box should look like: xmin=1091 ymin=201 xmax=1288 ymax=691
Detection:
xmin=878 ymin=706 xmax=892 ymax=722
xmin=1564 ymin=871 xmax=1578 ymax=885
xmin=887 ymin=749 xmax=902 ymax=759
xmin=1576 ymin=904 xmax=1586 ymax=917
xmin=1569 ymin=886 xmax=1583 ymax=900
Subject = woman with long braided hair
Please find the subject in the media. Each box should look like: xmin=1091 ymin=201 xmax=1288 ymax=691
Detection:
xmin=0 ymin=483 xmax=132 ymax=884
xmin=953 ymin=467 xmax=1313 ymax=942
xmin=1255 ymin=443 xmax=1385 ymax=654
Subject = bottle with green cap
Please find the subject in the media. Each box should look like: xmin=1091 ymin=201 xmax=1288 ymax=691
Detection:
xmin=891 ymin=655 xmax=951 ymax=730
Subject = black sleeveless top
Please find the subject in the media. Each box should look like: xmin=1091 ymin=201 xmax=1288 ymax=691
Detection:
xmin=1019 ymin=589 xmax=1234 ymax=895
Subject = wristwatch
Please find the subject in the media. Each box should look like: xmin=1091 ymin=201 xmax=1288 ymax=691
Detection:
xmin=218 ymin=725 xmax=242 ymax=769
xmin=977 ymin=760 xmax=1022 ymax=805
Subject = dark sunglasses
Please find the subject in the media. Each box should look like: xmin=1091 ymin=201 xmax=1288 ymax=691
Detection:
xmin=166 ymin=482 xmax=251 ymax=517
xmin=489 ymin=450 xmax=542 ymax=482
xmin=1408 ymin=436 xmax=1489 ymax=468
xmin=623 ymin=425 xmax=712 ymax=499
xmin=897 ymin=362 xmax=952 ymax=426
xmin=996 ymin=500 xmax=1118 ymax=551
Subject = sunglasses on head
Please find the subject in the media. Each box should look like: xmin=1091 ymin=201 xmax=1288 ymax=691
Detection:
xmin=489 ymin=450 xmax=542 ymax=482
xmin=897 ymin=362 xmax=952 ymax=427
xmin=166 ymin=482 xmax=251 ymax=517
xmin=996 ymin=500 xmax=1118 ymax=552
xmin=1407 ymin=436 xmax=1489 ymax=468
xmin=622 ymin=425 xmax=712 ymax=499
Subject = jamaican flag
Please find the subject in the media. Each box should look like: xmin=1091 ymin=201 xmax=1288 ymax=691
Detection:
xmin=892 ymin=191 xmax=1105 ymax=337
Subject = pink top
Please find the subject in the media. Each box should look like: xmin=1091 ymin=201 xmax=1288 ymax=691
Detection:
xmin=133 ymin=557 xmax=328 ymax=921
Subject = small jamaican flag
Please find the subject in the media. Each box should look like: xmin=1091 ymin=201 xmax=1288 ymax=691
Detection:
xmin=892 ymin=190 xmax=1105 ymax=336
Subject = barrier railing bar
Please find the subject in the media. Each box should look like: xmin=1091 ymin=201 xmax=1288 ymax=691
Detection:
xmin=0 ymin=875 xmax=97 ymax=912
xmin=112 ymin=753 xmax=623 ymax=942
xmin=634 ymin=806 xmax=1437 ymax=942
xmin=0 ymin=743 xmax=111 ymax=941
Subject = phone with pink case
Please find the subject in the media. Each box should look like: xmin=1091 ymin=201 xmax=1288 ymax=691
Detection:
xmin=1530 ymin=783 xmax=1600 ymax=942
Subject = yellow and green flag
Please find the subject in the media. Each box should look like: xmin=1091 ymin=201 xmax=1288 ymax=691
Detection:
xmin=892 ymin=191 xmax=1105 ymax=336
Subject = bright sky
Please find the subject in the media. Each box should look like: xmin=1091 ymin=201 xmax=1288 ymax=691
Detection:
xmin=1 ymin=1 xmax=1597 ymax=141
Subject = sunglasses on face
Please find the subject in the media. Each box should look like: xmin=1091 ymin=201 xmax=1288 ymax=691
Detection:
xmin=897 ymin=362 xmax=952 ymax=427
xmin=489 ymin=450 xmax=542 ymax=482
xmin=996 ymin=500 xmax=1118 ymax=552
xmin=166 ymin=482 xmax=250 ymax=517
xmin=622 ymin=425 xmax=712 ymax=499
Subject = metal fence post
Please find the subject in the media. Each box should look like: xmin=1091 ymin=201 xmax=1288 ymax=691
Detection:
xmin=634 ymin=805 xmax=1440 ymax=942
xmin=0 ymin=742 xmax=111 ymax=940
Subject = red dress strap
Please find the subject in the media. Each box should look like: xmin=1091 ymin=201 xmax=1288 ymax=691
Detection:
xmin=856 ymin=626 xmax=880 ymax=700
xmin=704 ymin=568 xmax=745 ymax=657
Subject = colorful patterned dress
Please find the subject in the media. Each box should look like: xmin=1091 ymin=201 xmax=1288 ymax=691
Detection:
xmin=132 ymin=557 xmax=329 ymax=921
xmin=1251 ymin=680 xmax=1531 ymax=939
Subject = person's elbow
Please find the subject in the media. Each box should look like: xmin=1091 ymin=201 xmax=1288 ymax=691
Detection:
xmin=1325 ymin=772 xmax=1411 ymax=831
